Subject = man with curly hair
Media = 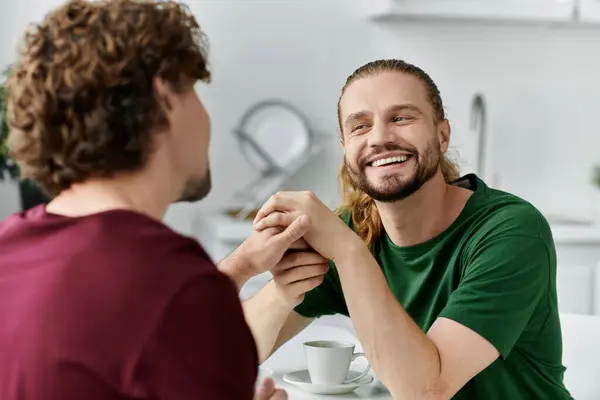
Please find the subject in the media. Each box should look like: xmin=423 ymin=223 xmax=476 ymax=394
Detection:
xmin=0 ymin=1 xmax=301 ymax=399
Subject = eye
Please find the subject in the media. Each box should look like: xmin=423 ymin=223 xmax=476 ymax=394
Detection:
xmin=393 ymin=116 xmax=410 ymax=122
xmin=351 ymin=124 xmax=367 ymax=132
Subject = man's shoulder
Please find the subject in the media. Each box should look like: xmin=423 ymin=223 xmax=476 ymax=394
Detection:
xmin=1 ymin=207 xmax=223 ymax=326
xmin=473 ymin=187 xmax=552 ymax=242
xmin=75 ymin=209 xmax=213 ymax=270
xmin=81 ymin=210 xmax=221 ymax=296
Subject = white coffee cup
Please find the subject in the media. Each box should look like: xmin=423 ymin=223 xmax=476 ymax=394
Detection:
xmin=303 ymin=340 xmax=371 ymax=385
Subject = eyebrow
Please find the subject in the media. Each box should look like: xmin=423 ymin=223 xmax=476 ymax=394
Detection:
xmin=343 ymin=104 xmax=425 ymax=130
xmin=385 ymin=103 xmax=424 ymax=116
xmin=343 ymin=111 xmax=372 ymax=130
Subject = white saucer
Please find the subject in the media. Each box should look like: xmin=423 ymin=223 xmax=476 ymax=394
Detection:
xmin=283 ymin=369 xmax=374 ymax=395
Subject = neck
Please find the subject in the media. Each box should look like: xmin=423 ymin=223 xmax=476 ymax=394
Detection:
xmin=46 ymin=159 xmax=182 ymax=221
xmin=376 ymin=172 xmax=472 ymax=247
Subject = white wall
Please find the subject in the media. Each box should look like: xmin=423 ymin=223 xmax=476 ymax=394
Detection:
xmin=190 ymin=0 xmax=600 ymax=222
xmin=2 ymin=0 xmax=600 ymax=230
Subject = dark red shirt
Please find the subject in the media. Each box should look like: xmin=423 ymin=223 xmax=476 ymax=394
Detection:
xmin=0 ymin=206 xmax=258 ymax=399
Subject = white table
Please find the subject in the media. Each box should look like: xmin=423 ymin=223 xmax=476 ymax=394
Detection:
xmin=260 ymin=316 xmax=393 ymax=399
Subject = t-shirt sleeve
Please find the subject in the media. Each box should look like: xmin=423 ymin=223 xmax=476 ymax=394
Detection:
xmin=437 ymin=234 xmax=551 ymax=359
xmin=294 ymin=260 xmax=348 ymax=318
xmin=139 ymin=272 xmax=258 ymax=400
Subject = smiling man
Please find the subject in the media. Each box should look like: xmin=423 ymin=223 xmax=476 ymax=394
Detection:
xmin=224 ymin=59 xmax=573 ymax=399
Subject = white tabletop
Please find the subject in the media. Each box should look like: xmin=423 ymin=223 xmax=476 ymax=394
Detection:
xmin=260 ymin=316 xmax=393 ymax=399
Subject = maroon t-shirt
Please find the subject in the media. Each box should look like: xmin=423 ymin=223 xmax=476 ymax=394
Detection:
xmin=0 ymin=206 xmax=258 ymax=399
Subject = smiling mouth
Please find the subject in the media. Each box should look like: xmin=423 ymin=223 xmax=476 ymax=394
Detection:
xmin=368 ymin=155 xmax=412 ymax=167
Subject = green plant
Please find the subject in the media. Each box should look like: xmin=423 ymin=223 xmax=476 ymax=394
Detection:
xmin=593 ymin=165 xmax=600 ymax=191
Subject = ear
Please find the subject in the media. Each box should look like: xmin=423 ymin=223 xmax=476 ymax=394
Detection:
xmin=437 ymin=119 xmax=451 ymax=153
xmin=153 ymin=76 xmax=175 ymax=116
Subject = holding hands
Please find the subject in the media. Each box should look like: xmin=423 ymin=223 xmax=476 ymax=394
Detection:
xmin=222 ymin=212 xmax=311 ymax=285
xmin=253 ymin=191 xmax=360 ymax=261
xmin=225 ymin=191 xmax=358 ymax=310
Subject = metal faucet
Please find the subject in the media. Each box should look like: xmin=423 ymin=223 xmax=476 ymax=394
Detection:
xmin=470 ymin=93 xmax=487 ymax=179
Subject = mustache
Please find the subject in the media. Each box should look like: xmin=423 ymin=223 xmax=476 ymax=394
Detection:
xmin=358 ymin=143 xmax=418 ymax=167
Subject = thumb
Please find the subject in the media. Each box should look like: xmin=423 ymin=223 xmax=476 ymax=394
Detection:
xmin=275 ymin=214 xmax=310 ymax=247
xmin=255 ymin=377 xmax=276 ymax=400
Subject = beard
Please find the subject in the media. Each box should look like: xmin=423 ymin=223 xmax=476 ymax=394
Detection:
xmin=345 ymin=141 xmax=441 ymax=202
xmin=176 ymin=165 xmax=212 ymax=203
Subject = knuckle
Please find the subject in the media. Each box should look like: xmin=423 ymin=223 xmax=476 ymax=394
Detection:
xmin=301 ymin=214 xmax=311 ymax=225
xmin=273 ymin=212 xmax=284 ymax=223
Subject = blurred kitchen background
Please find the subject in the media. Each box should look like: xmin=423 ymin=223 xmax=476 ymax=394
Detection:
xmin=3 ymin=0 xmax=600 ymax=315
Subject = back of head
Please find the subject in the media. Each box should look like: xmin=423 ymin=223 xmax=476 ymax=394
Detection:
xmin=5 ymin=0 xmax=211 ymax=198
xmin=336 ymin=59 xmax=460 ymax=250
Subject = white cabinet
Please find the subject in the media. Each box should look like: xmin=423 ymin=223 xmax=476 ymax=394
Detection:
xmin=368 ymin=0 xmax=576 ymax=22
xmin=579 ymin=0 xmax=600 ymax=22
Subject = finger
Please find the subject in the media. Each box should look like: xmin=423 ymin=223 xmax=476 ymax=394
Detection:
xmin=255 ymin=377 xmax=276 ymax=400
xmin=271 ymin=389 xmax=288 ymax=400
xmin=274 ymin=263 xmax=329 ymax=285
xmin=273 ymin=214 xmax=310 ymax=248
xmin=274 ymin=251 xmax=328 ymax=272
xmin=260 ymin=226 xmax=283 ymax=236
xmin=253 ymin=193 xmax=294 ymax=224
xmin=254 ymin=211 xmax=295 ymax=231
xmin=287 ymin=275 xmax=326 ymax=297
xmin=289 ymin=238 xmax=310 ymax=250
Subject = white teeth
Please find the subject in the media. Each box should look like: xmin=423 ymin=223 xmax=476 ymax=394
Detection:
xmin=372 ymin=155 xmax=409 ymax=167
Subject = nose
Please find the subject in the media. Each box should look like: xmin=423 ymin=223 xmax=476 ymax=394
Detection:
xmin=367 ymin=119 xmax=394 ymax=148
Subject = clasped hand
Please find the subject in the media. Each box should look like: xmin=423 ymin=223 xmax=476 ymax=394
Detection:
xmin=253 ymin=191 xmax=357 ymax=261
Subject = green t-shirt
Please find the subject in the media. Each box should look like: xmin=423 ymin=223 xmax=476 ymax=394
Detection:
xmin=295 ymin=174 xmax=572 ymax=399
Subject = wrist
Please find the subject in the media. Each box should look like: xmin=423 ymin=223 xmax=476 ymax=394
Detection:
xmin=264 ymin=280 xmax=297 ymax=314
xmin=332 ymin=233 xmax=368 ymax=265
xmin=218 ymin=251 xmax=254 ymax=291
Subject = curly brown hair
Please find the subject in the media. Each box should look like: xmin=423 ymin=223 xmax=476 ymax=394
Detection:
xmin=5 ymin=0 xmax=211 ymax=196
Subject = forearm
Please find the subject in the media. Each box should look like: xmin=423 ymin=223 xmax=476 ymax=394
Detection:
xmin=242 ymin=281 xmax=295 ymax=364
xmin=335 ymin=246 xmax=443 ymax=398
